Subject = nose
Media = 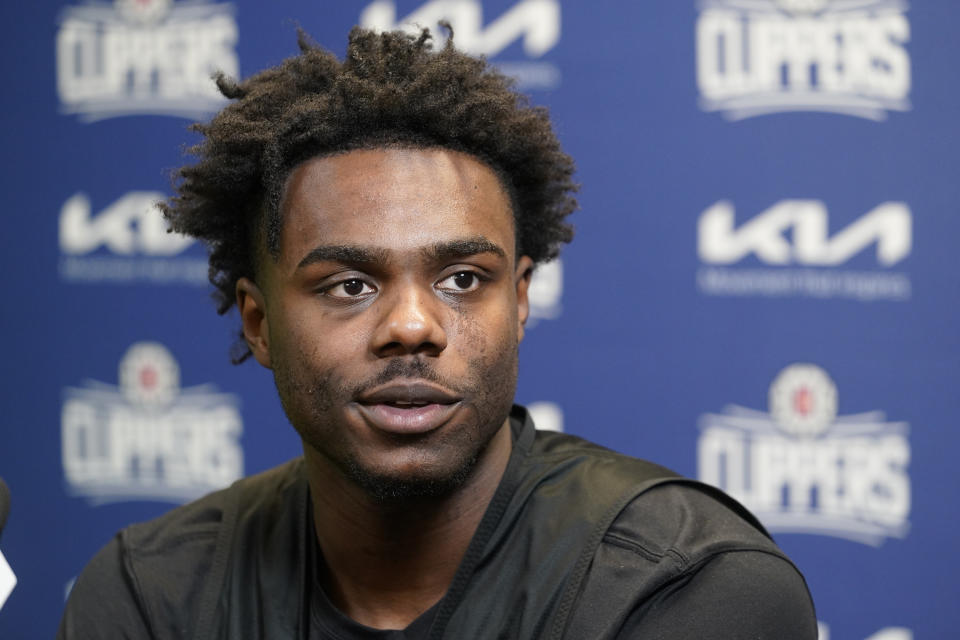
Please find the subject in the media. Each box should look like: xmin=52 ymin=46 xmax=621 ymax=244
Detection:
xmin=370 ymin=282 xmax=447 ymax=358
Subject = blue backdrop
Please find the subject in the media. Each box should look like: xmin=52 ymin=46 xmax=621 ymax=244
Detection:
xmin=1 ymin=1 xmax=956 ymax=638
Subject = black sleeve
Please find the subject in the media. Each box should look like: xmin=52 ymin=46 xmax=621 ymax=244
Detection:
xmin=615 ymin=550 xmax=818 ymax=640
xmin=57 ymin=537 xmax=154 ymax=640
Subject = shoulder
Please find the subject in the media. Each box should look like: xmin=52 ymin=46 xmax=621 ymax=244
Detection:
xmin=123 ymin=457 xmax=305 ymax=550
xmin=519 ymin=426 xmax=816 ymax=638
xmin=527 ymin=429 xmax=678 ymax=481
xmin=58 ymin=459 xmax=305 ymax=640
xmin=569 ymin=482 xmax=817 ymax=638
xmin=526 ymin=427 xmax=775 ymax=557
xmin=608 ymin=480 xmax=776 ymax=556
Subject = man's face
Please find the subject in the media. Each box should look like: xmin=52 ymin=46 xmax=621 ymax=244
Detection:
xmin=240 ymin=147 xmax=532 ymax=500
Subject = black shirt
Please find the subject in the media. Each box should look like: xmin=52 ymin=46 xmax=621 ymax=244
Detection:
xmin=59 ymin=407 xmax=817 ymax=639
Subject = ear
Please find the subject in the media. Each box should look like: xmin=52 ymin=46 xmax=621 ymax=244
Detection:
xmin=236 ymin=277 xmax=272 ymax=368
xmin=514 ymin=256 xmax=534 ymax=342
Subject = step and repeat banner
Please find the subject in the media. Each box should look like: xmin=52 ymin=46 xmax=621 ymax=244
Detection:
xmin=1 ymin=0 xmax=956 ymax=637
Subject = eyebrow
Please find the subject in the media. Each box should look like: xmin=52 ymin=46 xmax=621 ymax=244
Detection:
xmin=295 ymin=237 xmax=506 ymax=271
xmin=296 ymin=245 xmax=390 ymax=270
xmin=423 ymin=237 xmax=507 ymax=262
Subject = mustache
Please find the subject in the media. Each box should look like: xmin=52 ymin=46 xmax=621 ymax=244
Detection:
xmin=351 ymin=357 xmax=460 ymax=397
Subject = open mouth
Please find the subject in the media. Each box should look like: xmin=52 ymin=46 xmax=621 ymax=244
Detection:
xmin=383 ymin=400 xmax=433 ymax=408
xmin=356 ymin=381 xmax=461 ymax=434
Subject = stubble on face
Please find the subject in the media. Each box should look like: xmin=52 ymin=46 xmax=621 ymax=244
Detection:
xmin=272 ymin=334 xmax=519 ymax=503
xmin=259 ymin=147 xmax=527 ymax=505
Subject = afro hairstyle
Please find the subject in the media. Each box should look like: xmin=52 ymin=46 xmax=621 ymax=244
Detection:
xmin=161 ymin=25 xmax=578 ymax=362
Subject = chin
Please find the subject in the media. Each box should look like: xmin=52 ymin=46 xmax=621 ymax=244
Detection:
xmin=342 ymin=453 xmax=480 ymax=503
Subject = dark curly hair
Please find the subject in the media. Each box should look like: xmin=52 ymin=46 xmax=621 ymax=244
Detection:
xmin=162 ymin=25 xmax=578 ymax=362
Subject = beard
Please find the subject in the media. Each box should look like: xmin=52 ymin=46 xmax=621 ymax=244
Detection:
xmin=272 ymin=342 xmax=518 ymax=503
xmin=342 ymin=444 xmax=480 ymax=503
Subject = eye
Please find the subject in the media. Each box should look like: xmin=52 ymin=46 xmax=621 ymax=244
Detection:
xmin=324 ymin=278 xmax=376 ymax=299
xmin=437 ymin=271 xmax=482 ymax=293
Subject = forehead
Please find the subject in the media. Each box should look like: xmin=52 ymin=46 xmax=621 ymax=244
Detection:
xmin=276 ymin=147 xmax=516 ymax=266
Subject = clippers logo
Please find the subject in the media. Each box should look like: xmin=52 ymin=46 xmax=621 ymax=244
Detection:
xmin=696 ymin=0 xmax=911 ymax=120
xmin=58 ymin=191 xmax=207 ymax=284
xmin=696 ymin=200 xmax=912 ymax=301
xmin=698 ymin=364 xmax=910 ymax=546
xmin=56 ymin=0 xmax=239 ymax=122
xmin=360 ymin=0 xmax=561 ymax=89
xmin=62 ymin=342 xmax=244 ymax=504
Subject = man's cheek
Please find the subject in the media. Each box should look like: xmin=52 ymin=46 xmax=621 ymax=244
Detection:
xmin=452 ymin=309 xmax=513 ymax=356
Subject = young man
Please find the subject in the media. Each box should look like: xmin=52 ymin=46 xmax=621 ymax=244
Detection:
xmin=59 ymin=27 xmax=817 ymax=638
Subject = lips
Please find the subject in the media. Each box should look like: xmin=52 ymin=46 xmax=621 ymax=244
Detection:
xmin=355 ymin=381 xmax=462 ymax=435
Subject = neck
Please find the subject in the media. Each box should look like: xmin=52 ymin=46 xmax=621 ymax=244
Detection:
xmin=304 ymin=419 xmax=513 ymax=630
